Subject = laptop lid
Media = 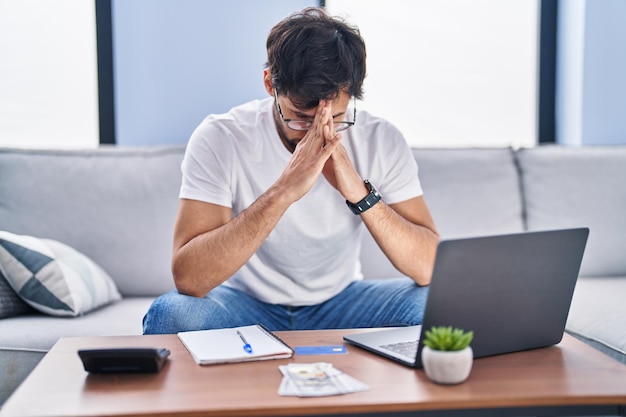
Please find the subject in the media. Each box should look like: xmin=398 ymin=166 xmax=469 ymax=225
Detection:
xmin=344 ymin=228 xmax=589 ymax=368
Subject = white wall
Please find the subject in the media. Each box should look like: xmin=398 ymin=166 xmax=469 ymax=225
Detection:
xmin=326 ymin=0 xmax=539 ymax=148
xmin=0 ymin=0 xmax=99 ymax=148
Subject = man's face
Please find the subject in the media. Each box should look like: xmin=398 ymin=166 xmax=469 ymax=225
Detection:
xmin=273 ymin=91 xmax=353 ymax=152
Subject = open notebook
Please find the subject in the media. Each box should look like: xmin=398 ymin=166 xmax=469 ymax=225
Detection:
xmin=178 ymin=324 xmax=293 ymax=365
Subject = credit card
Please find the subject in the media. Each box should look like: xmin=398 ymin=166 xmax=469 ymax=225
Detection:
xmin=294 ymin=345 xmax=348 ymax=355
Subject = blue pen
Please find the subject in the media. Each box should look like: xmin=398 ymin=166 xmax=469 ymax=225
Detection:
xmin=237 ymin=330 xmax=253 ymax=354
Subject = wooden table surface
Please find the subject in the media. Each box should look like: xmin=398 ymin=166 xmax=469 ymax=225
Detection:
xmin=1 ymin=330 xmax=626 ymax=417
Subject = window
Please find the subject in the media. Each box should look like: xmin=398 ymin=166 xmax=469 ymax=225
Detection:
xmin=326 ymin=0 xmax=539 ymax=148
xmin=0 ymin=0 xmax=99 ymax=148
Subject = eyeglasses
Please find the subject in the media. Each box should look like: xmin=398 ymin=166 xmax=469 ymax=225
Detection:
xmin=274 ymin=91 xmax=356 ymax=132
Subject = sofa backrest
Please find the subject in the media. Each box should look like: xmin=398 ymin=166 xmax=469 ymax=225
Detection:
xmin=0 ymin=146 xmax=184 ymax=297
xmin=360 ymin=148 xmax=526 ymax=279
xmin=517 ymin=145 xmax=626 ymax=277
xmin=3 ymin=144 xmax=621 ymax=290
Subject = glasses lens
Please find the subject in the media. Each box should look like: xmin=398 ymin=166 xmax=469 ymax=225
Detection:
xmin=286 ymin=121 xmax=312 ymax=131
xmin=335 ymin=122 xmax=353 ymax=132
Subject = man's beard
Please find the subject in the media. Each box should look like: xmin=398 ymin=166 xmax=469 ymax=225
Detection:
xmin=273 ymin=108 xmax=299 ymax=153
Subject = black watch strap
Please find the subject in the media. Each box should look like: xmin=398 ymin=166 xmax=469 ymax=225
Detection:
xmin=346 ymin=180 xmax=381 ymax=215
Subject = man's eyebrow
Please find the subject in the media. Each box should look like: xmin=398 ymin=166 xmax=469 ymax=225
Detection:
xmin=293 ymin=110 xmax=315 ymax=119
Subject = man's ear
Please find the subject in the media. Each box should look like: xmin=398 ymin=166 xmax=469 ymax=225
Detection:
xmin=263 ymin=69 xmax=274 ymax=96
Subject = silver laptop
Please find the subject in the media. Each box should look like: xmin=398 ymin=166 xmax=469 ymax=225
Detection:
xmin=343 ymin=228 xmax=589 ymax=368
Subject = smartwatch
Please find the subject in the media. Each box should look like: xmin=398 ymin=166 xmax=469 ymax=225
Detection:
xmin=346 ymin=180 xmax=381 ymax=215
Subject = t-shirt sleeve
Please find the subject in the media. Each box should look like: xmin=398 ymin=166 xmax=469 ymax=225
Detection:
xmin=179 ymin=119 xmax=234 ymax=208
xmin=376 ymin=123 xmax=423 ymax=205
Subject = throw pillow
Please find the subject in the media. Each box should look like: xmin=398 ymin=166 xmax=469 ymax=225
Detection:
xmin=0 ymin=270 xmax=35 ymax=319
xmin=0 ymin=231 xmax=122 ymax=317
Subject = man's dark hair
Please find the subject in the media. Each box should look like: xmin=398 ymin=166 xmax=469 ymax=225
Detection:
xmin=266 ymin=7 xmax=366 ymax=109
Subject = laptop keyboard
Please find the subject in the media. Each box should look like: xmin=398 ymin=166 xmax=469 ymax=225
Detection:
xmin=380 ymin=340 xmax=418 ymax=358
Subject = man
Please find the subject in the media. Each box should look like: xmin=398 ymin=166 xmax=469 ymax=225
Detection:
xmin=143 ymin=7 xmax=439 ymax=334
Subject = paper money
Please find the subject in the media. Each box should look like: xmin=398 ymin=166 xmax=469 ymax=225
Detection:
xmin=278 ymin=362 xmax=369 ymax=397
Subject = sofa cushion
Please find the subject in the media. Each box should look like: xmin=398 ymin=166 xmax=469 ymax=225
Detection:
xmin=0 ymin=298 xmax=152 ymax=351
xmin=566 ymin=276 xmax=626 ymax=360
xmin=0 ymin=231 xmax=121 ymax=317
xmin=413 ymin=148 xmax=525 ymax=239
xmin=0 ymin=270 xmax=34 ymax=319
xmin=517 ymin=145 xmax=626 ymax=277
xmin=0 ymin=146 xmax=184 ymax=297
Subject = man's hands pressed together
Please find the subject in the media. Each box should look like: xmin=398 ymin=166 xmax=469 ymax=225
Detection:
xmin=276 ymin=97 xmax=368 ymax=206
xmin=274 ymin=99 xmax=344 ymax=204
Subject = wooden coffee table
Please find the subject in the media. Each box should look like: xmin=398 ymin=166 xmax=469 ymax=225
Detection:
xmin=1 ymin=330 xmax=625 ymax=417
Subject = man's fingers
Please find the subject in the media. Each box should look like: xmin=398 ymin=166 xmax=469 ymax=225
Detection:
xmin=304 ymin=100 xmax=326 ymax=139
xmin=327 ymin=105 xmax=335 ymax=139
xmin=299 ymin=99 xmax=334 ymax=150
xmin=322 ymin=132 xmax=342 ymax=152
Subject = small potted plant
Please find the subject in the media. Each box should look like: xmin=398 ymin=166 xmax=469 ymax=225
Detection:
xmin=421 ymin=326 xmax=474 ymax=385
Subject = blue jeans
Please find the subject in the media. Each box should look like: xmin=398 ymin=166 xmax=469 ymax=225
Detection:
xmin=142 ymin=278 xmax=429 ymax=334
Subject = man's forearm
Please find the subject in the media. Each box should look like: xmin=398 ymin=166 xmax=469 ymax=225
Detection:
xmin=360 ymin=200 xmax=439 ymax=286
xmin=172 ymin=187 xmax=291 ymax=297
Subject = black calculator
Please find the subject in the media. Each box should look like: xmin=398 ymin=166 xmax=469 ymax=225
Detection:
xmin=78 ymin=347 xmax=170 ymax=374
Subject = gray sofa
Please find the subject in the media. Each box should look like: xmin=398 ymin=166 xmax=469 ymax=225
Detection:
xmin=1 ymin=145 xmax=625 ymax=406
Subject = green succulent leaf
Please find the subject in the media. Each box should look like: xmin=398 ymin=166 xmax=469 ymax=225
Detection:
xmin=423 ymin=326 xmax=474 ymax=351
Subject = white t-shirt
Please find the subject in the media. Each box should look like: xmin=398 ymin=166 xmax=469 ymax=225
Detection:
xmin=180 ymin=97 xmax=423 ymax=306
